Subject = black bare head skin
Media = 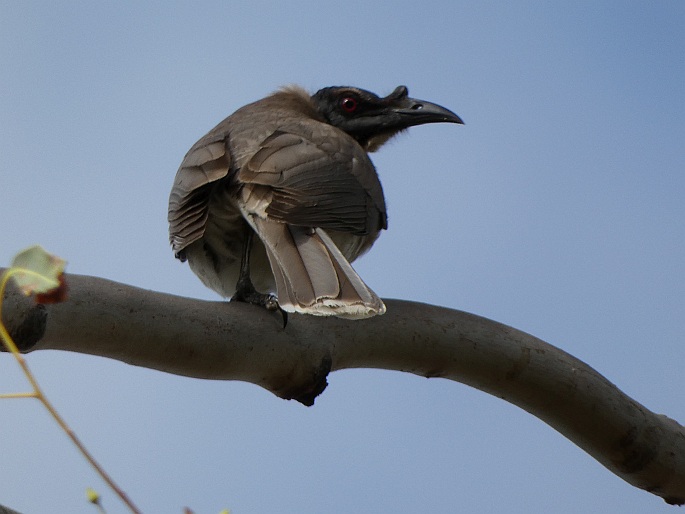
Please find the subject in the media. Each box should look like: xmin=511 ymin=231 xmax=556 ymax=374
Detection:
xmin=311 ymin=85 xmax=463 ymax=150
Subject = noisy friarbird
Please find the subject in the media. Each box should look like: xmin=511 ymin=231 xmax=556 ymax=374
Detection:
xmin=168 ymin=85 xmax=462 ymax=321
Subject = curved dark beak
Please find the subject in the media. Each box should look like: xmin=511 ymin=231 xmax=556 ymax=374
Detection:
xmin=384 ymin=85 xmax=463 ymax=127
xmin=399 ymin=98 xmax=464 ymax=125
xmin=392 ymin=96 xmax=464 ymax=126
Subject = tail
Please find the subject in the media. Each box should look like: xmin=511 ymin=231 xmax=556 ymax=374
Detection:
xmin=251 ymin=218 xmax=385 ymax=319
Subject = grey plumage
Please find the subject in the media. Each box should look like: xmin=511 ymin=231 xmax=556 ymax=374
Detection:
xmin=169 ymin=85 xmax=462 ymax=319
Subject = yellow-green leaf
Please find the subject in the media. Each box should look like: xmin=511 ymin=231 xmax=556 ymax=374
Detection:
xmin=10 ymin=245 xmax=66 ymax=296
xmin=85 ymin=487 xmax=101 ymax=504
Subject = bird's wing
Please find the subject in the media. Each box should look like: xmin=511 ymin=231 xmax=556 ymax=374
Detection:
xmin=168 ymin=133 xmax=231 ymax=257
xmin=236 ymin=127 xmax=387 ymax=235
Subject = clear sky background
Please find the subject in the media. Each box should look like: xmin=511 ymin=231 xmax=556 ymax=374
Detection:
xmin=1 ymin=2 xmax=684 ymax=513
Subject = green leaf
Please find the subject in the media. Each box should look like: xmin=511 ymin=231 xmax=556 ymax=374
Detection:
xmin=10 ymin=245 xmax=67 ymax=296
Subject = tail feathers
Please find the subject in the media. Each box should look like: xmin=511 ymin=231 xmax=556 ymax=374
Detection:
xmin=252 ymin=219 xmax=385 ymax=319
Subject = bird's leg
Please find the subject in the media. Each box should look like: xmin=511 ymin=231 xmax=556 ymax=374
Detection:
xmin=231 ymin=229 xmax=275 ymax=307
xmin=231 ymin=228 xmax=288 ymax=326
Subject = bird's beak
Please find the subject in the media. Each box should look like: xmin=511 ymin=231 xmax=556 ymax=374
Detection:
xmin=391 ymin=96 xmax=464 ymax=126
xmin=383 ymin=86 xmax=463 ymax=127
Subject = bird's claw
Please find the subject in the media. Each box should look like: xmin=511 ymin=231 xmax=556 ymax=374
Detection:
xmin=231 ymin=289 xmax=288 ymax=328
xmin=260 ymin=294 xmax=288 ymax=328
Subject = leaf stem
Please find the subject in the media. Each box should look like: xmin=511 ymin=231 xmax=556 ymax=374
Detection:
xmin=0 ymin=267 xmax=142 ymax=514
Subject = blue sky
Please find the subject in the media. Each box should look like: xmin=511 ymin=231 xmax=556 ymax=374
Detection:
xmin=1 ymin=2 xmax=684 ymax=513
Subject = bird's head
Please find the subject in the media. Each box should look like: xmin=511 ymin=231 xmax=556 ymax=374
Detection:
xmin=311 ymin=85 xmax=463 ymax=151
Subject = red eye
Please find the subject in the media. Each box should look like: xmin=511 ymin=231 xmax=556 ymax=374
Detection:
xmin=340 ymin=97 xmax=358 ymax=113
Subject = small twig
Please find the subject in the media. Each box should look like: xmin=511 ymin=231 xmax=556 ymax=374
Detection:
xmin=0 ymin=268 xmax=143 ymax=514
xmin=0 ymin=392 xmax=38 ymax=399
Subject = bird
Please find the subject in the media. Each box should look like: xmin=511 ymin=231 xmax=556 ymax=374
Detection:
xmin=168 ymin=85 xmax=463 ymax=321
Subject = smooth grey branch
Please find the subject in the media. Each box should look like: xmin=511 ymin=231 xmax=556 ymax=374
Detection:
xmin=2 ymin=271 xmax=684 ymax=505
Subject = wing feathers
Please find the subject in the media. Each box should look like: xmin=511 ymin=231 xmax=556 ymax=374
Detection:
xmin=168 ymin=139 xmax=231 ymax=254
xmin=237 ymin=130 xmax=386 ymax=235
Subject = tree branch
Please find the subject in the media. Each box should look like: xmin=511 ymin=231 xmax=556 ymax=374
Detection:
xmin=2 ymin=271 xmax=684 ymax=505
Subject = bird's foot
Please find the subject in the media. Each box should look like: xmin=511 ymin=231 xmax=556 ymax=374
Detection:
xmin=231 ymin=288 xmax=279 ymax=310
xmin=231 ymin=284 xmax=288 ymax=328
